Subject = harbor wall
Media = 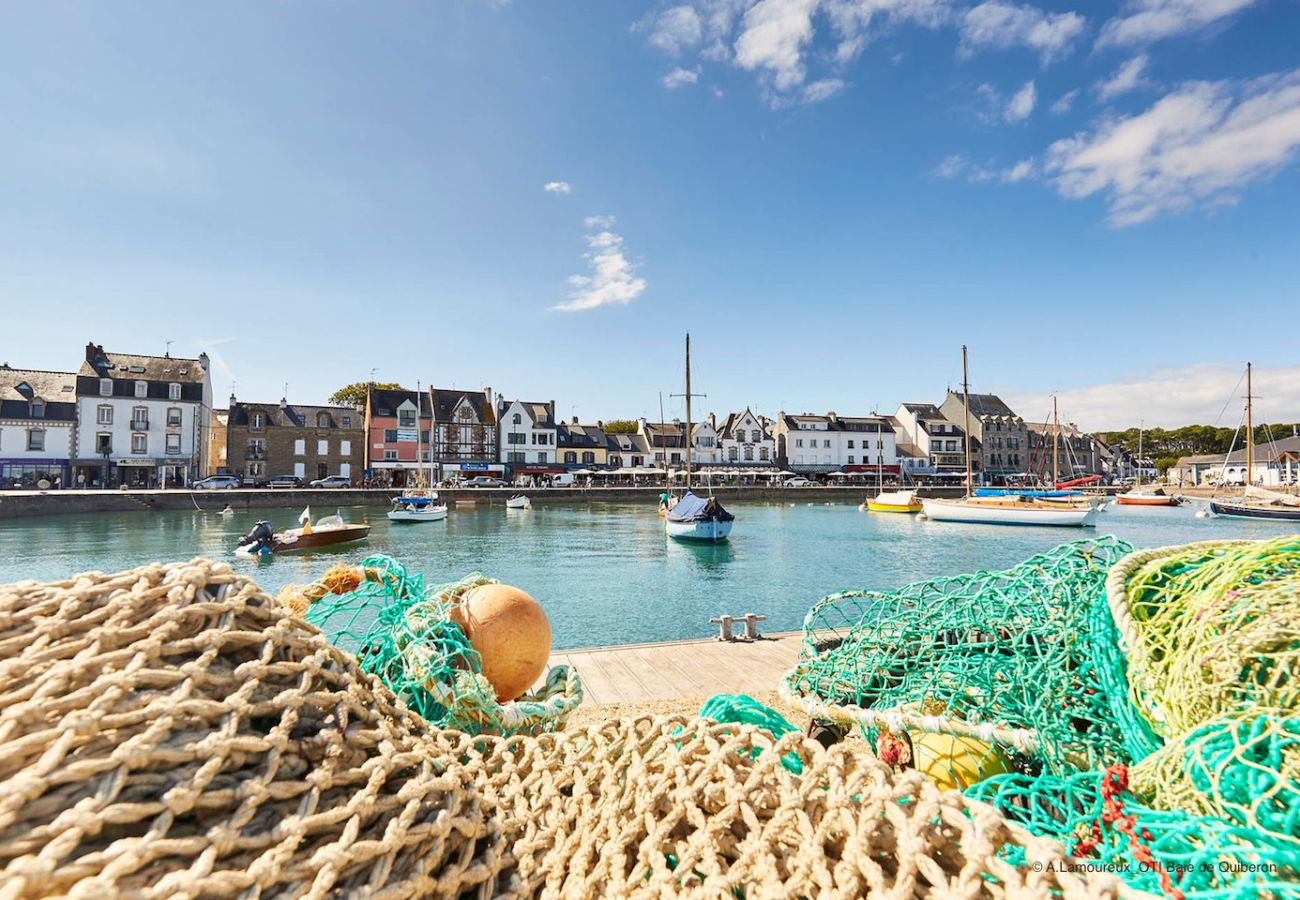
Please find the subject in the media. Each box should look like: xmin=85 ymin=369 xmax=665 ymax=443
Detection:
xmin=0 ymin=485 xmax=979 ymax=520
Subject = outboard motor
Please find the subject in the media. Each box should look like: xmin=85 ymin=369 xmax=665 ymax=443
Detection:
xmin=237 ymin=521 xmax=275 ymax=551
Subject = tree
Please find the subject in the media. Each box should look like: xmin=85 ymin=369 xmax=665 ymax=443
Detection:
xmin=603 ymin=420 xmax=638 ymax=434
xmin=328 ymin=381 xmax=408 ymax=408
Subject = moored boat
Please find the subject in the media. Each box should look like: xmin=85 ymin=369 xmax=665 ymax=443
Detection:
xmin=864 ymin=489 xmax=923 ymax=513
xmin=1116 ymin=489 xmax=1183 ymax=507
xmin=922 ymin=495 xmax=1098 ymax=526
xmin=506 ymin=495 xmax=531 ymax=509
xmin=235 ymin=509 xmax=369 ymax=555
xmin=388 ymin=494 xmax=448 ymax=522
xmin=665 ymin=491 xmax=734 ymax=542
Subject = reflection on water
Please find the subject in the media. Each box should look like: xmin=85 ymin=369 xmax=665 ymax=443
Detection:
xmin=0 ymin=499 xmax=1292 ymax=648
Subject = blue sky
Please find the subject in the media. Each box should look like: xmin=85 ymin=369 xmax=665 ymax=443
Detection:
xmin=2 ymin=0 xmax=1298 ymax=429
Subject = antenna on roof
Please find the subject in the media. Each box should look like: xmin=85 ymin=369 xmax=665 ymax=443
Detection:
xmin=165 ymin=339 xmax=174 ymax=357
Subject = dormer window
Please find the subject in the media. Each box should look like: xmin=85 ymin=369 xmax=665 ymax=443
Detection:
xmin=317 ymin=412 xmax=331 ymax=428
xmin=99 ymin=379 xmax=112 ymax=396
xmin=30 ymin=399 xmax=44 ymax=418
xmin=134 ymin=381 xmax=147 ymax=398
xmin=398 ymin=408 xmax=416 ymax=428
xmin=168 ymin=383 xmax=181 ymax=400
xmin=250 ymin=412 xmax=264 ymax=429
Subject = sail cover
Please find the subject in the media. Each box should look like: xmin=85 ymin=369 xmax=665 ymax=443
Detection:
xmin=666 ymin=491 xmax=734 ymax=523
xmin=1246 ymin=485 xmax=1300 ymax=506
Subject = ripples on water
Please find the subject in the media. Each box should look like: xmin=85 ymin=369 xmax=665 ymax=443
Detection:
xmin=1 ymin=499 xmax=1290 ymax=649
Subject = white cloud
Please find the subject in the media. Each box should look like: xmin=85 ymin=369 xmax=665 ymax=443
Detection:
xmin=733 ymin=0 xmax=820 ymax=93
xmin=1001 ymin=158 xmax=1036 ymax=181
xmin=1045 ymin=68 xmax=1300 ymax=225
xmin=554 ymin=218 xmax=648 ymax=313
xmin=1005 ymin=80 xmax=1037 ymax=121
xmin=1097 ymin=0 xmax=1258 ymax=49
xmin=959 ymin=1 xmax=1086 ymax=63
xmin=934 ymin=154 xmax=967 ymax=178
xmin=1096 ymin=54 xmax=1151 ymax=101
xmin=823 ymin=0 xmax=952 ymax=64
xmin=1051 ymin=88 xmax=1081 ymax=114
xmin=802 ymin=77 xmax=845 ymax=103
xmin=543 ymin=181 xmax=572 ymax=194
xmin=1005 ymin=362 xmax=1300 ymax=431
xmin=662 ymin=66 xmax=702 ymax=88
xmin=644 ymin=5 xmax=704 ymax=54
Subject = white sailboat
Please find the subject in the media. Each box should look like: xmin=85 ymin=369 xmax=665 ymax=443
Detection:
xmin=1207 ymin=362 xmax=1300 ymax=522
xmin=921 ymin=347 xmax=1097 ymax=527
xmin=665 ymin=333 xmax=734 ymax=542
xmin=388 ymin=384 xmax=448 ymax=523
xmin=1116 ymin=421 xmax=1182 ymax=506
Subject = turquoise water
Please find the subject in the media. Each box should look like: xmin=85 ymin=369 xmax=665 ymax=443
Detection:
xmin=2 ymin=500 xmax=1292 ymax=649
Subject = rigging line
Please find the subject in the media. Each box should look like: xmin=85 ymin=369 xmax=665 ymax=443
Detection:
xmin=1211 ymin=368 xmax=1247 ymax=429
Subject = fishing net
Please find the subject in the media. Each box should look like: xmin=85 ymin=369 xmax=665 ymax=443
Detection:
xmin=294 ymin=555 xmax=581 ymax=736
xmin=0 ymin=560 xmax=1133 ymax=899
xmin=780 ymin=537 xmax=1137 ymax=777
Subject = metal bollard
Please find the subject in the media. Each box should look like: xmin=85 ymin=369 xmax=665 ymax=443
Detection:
xmin=742 ymin=613 xmax=767 ymax=640
xmin=709 ymin=615 xmax=734 ymax=641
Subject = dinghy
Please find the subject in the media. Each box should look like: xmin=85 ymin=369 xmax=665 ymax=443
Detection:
xmin=506 ymin=495 xmax=531 ymax=509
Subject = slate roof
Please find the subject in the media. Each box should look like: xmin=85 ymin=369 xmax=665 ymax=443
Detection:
xmin=429 ymin=388 xmax=495 ymax=425
xmin=780 ymin=413 xmax=894 ymax=433
xmin=948 ymin=390 xmax=1022 ymax=420
xmin=719 ymin=409 xmax=771 ymax=440
xmin=0 ymin=367 xmax=78 ymax=421
xmin=79 ymin=344 xmax=208 ymax=383
xmin=557 ymin=422 xmax=607 ymax=449
xmin=229 ymin=402 xmax=362 ymax=429
xmin=367 ymin=387 xmax=431 ymax=418
xmin=607 ymin=432 xmax=650 ymax=454
xmin=902 ymin=402 xmax=945 ymax=420
xmin=501 ymin=400 xmax=555 ymax=428
xmin=641 ymin=421 xmax=687 ymax=449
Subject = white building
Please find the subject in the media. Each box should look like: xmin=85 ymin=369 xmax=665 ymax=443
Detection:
xmin=776 ymin=412 xmax=898 ymax=475
xmin=691 ymin=417 xmax=721 ymax=466
xmin=717 ymin=409 xmax=775 ymax=466
xmin=893 ymin=403 xmax=972 ymax=479
xmin=73 ymin=343 xmax=212 ymax=488
xmin=498 ymin=399 xmax=559 ymax=478
xmin=0 ymin=367 xmax=78 ymax=488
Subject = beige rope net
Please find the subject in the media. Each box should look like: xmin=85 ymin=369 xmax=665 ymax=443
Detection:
xmin=1 ymin=559 xmax=1130 ymax=899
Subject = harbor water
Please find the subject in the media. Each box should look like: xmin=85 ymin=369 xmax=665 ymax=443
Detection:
xmin=1 ymin=499 xmax=1290 ymax=649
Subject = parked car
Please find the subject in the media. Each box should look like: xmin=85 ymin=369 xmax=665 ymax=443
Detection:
xmin=463 ymin=476 xmax=507 ymax=487
xmin=309 ymin=475 xmax=351 ymax=488
xmin=193 ymin=475 xmax=240 ymax=490
xmin=267 ymin=475 xmax=304 ymax=489
xmin=783 ymin=477 xmax=814 ymax=487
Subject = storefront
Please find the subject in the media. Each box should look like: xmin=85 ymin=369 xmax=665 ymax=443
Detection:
xmin=439 ymin=461 xmax=507 ymax=481
xmin=0 ymin=458 xmax=70 ymax=489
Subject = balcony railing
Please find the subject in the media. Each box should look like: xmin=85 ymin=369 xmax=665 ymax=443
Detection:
xmin=245 ymin=449 xmax=266 ymax=460
xmin=130 ymin=418 xmax=149 ymax=430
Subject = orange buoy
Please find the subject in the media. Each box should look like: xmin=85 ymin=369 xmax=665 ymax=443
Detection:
xmin=449 ymin=583 xmax=551 ymax=702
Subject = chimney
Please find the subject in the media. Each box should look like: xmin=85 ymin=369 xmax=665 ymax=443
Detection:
xmin=229 ymin=392 xmax=237 ymax=408
xmin=483 ymin=386 xmax=492 ymax=411
xmin=198 ymin=352 xmax=210 ymax=370
xmin=572 ymin=415 xmax=579 ymax=425
xmin=85 ymin=342 xmax=97 ymax=362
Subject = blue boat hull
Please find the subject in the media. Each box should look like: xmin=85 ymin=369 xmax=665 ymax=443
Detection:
xmin=666 ymin=517 xmax=734 ymax=542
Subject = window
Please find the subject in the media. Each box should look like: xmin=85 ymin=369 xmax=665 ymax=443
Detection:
xmin=507 ymin=432 xmax=526 ymax=445
xmin=610 ymin=455 xmax=622 ymax=467
xmin=248 ymin=462 xmax=265 ymax=477
xmin=508 ymin=451 xmax=525 ymax=464
xmin=96 ymin=433 xmax=112 ymax=454
xmin=760 ymin=447 xmax=769 ymax=461
xmin=294 ymin=439 xmax=305 ymax=455
xmin=294 ymin=462 xmax=305 ymax=478
xmin=247 ymin=439 xmax=265 ymax=459
xmin=131 ymin=433 xmax=147 ymax=454
xmin=166 ymin=434 xmax=181 ymax=455
xmin=168 ymin=383 xmax=181 ymax=400
xmin=317 ymin=439 xmax=328 ymax=455
xmin=250 ymin=412 xmax=264 ymax=429
xmin=728 ymin=446 xmax=739 ymax=461
xmin=582 ymin=451 xmax=595 ymax=464
xmin=317 ymin=412 xmax=331 ymax=428
xmin=134 ymin=381 xmax=147 ymax=398
xmin=131 ymin=407 xmax=148 ymax=429
xmin=383 ymin=449 xmax=397 ymax=460
xmin=823 ymin=439 xmax=831 ymax=448
xmin=537 ymin=451 xmax=548 ymax=464
xmin=30 ymin=399 xmax=45 ymax=418
xmin=744 ymin=446 xmax=754 ymax=461
xmin=383 ymin=429 xmax=397 ymax=443
xmin=340 ymin=440 xmax=351 ymax=455
xmin=166 ymin=407 xmax=182 ymax=426
xmin=341 ymin=414 xmax=351 ymax=427
xmin=398 ymin=408 xmax=416 ymax=427
xmin=97 ymin=405 xmax=112 ymax=424
xmin=26 ymin=429 xmax=44 ymax=451
xmin=751 ymin=430 xmax=761 ymax=442
xmin=513 ymin=413 xmax=522 ymax=425
xmin=848 ymin=455 xmax=855 ymax=464
xmin=420 ymin=429 xmax=430 ymax=444
xmin=847 ymin=440 xmax=855 ymax=449
xmin=564 ymin=451 xmax=577 ymax=464
xmin=340 ymin=463 xmax=351 ymax=477
xmin=99 ymin=379 xmax=113 ymax=396
xmin=795 ymin=439 xmax=803 ymax=448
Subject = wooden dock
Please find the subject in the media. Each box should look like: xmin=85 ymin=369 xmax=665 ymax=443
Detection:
xmin=548 ymin=631 xmax=803 ymax=706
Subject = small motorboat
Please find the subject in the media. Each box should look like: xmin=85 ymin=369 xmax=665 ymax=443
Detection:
xmin=665 ymin=491 xmax=734 ymax=542
xmin=235 ymin=509 xmax=369 ymax=555
xmin=388 ymin=493 xmax=448 ymax=522
xmin=506 ymin=495 xmax=531 ymax=509
xmin=1116 ymin=488 xmax=1183 ymax=507
xmin=863 ymin=489 xmax=923 ymax=513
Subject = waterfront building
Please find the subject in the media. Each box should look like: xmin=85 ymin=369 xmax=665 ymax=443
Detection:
xmin=1168 ymin=435 xmax=1300 ymax=487
xmin=1025 ymin=421 xmax=1103 ymax=483
xmin=498 ymin=399 xmax=561 ymax=480
xmin=72 ymin=343 xmax=212 ymax=488
xmin=557 ymin=419 xmax=608 ymax=469
xmin=606 ymin=431 xmax=651 ymax=468
xmin=428 ymin=387 xmax=503 ymax=480
xmin=227 ymin=397 xmax=363 ymax=484
xmin=716 ymin=409 xmax=775 ymax=465
xmin=363 ymin=386 xmax=432 ymax=487
xmin=938 ymin=391 xmax=1025 ymax=484
xmin=0 ymin=366 xmax=77 ymax=488
xmin=639 ymin=419 xmax=687 ymax=467
xmin=775 ymin=412 xmax=899 ymax=475
xmin=207 ymin=408 xmax=229 ymax=476
xmin=893 ymin=403 xmax=978 ymax=480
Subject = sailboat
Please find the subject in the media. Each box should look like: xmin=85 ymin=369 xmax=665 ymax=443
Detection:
xmin=665 ymin=334 xmax=734 ymax=542
xmin=388 ymin=384 xmax=448 ymax=522
xmin=1116 ymin=420 xmax=1182 ymax=506
xmin=1032 ymin=397 xmax=1107 ymax=510
xmin=864 ymin=445 xmax=921 ymax=512
xmin=1207 ymin=363 xmax=1300 ymax=521
xmin=921 ymin=348 xmax=1098 ymax=527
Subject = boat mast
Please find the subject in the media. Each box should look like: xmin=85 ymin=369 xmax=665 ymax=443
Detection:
xmin=1136 ymin=420 xmax=1143 ymax=489
xmin=1246 ymin=361 xmax=1253 ymax=488
xmin=962 ymin=345 xmax=972 ymax=496
xmin=1052 ymin=395 xmax=1060 ymax=489
xmin=416 ymin=381 xmax=423 ymax=489
xmin=684 ymin=333 xmax=693 ymax=492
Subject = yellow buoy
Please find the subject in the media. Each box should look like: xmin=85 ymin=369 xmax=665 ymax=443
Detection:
xmin=907 ymin=730 xmax=1012 ymax=792
xmin=449 ymin=583 xmax=552 ymax=703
